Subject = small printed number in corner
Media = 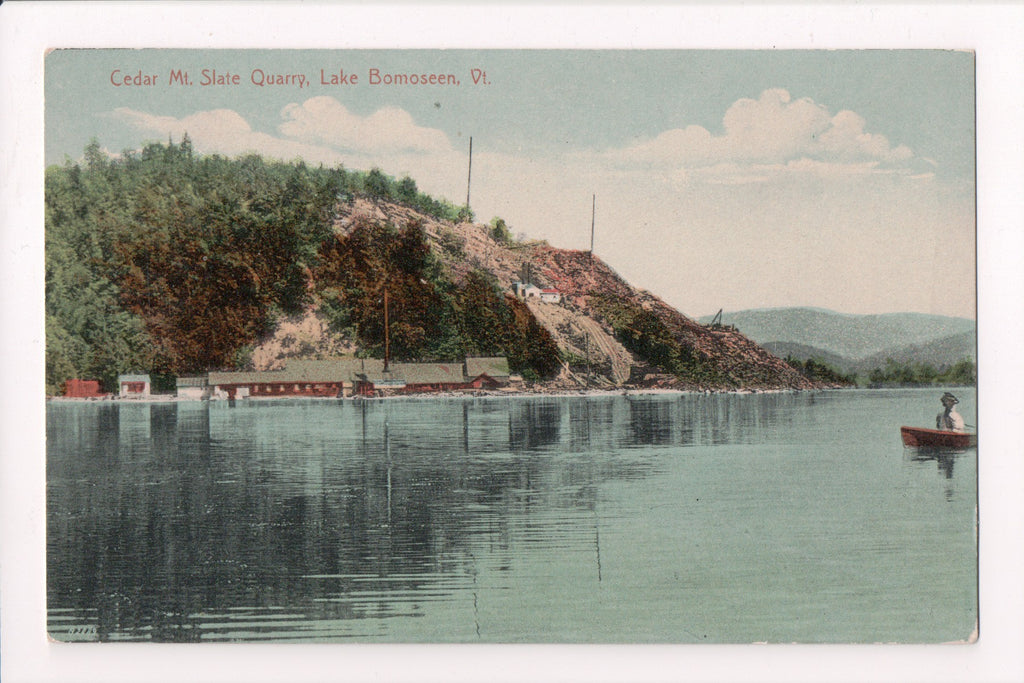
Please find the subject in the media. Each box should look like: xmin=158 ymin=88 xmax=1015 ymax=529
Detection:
xmin=56 ymin=625 xmax=99 ymax=640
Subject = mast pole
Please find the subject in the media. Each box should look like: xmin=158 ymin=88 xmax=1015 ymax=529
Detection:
xmin=590 ymin=194 xmax=596 ymax=255
xmin=383 ymin=287 xmax=390 ymax=373
xmin=466 ymin=136 xmax=473 ymax=214
xmin=585 ymin=333 xmax=591 ymax=388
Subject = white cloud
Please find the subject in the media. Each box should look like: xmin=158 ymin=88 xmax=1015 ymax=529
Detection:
xmin=606 ymin=89 xmax=919 ymax=181
xmin=278 ymin=96 xmax=452 ymax=155
xmin=812 ymin=108 xmax=913 ymax=163
xmin=109 ymin=106 xmax=345 ymax=166
xmin=719 ymin=88 xmax=831 ymax=161
xmin=112 ymin=90 xmax=920 ymax=190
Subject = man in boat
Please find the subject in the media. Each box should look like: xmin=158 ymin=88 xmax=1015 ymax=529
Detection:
xmin=936 ymin=392 xmax=965 ymax=432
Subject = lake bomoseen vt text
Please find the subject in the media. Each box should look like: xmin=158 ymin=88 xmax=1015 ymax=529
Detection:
xmin=109 ymin=67 xmax=491 ymax=88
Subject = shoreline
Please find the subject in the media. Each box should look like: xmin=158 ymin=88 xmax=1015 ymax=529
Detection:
xmin=46 ymin=384 xmax=840 ymax=404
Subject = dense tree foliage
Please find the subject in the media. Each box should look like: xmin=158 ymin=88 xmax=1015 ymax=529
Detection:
xmin=784 ymin=357 xmax=856 ymax=385
xmin=455 ymin=270 xmax=513 ymax=356
xmin=453 ymin=270 xmax=561 ymax=379
xmin=44 ymin=140 xmax=677 ymax=394
xmin=504 ymin=297 xmax=563 ymax=380
xmin=46 ymin=140 xmax=342 ymax=391
xmin=352 ymin=167 xmax=470 ymax=222
xmin=316 ymin=222 xmax=560 ymax=378
xmin=488 ymin=217 xmax=514 ymax=245
xmin=315 ymin=217 xmax=462 ymax=362
xmin=589 ymin=293 xmax=724 ymax=385
xmin=865 ymin=358 xmax=975 ymax=387
xmin=46 ymin=140 xmax=503 ymax=394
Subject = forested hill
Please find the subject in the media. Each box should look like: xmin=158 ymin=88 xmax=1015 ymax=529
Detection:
xmin=45 ymin=140 xmax=823 ymax=394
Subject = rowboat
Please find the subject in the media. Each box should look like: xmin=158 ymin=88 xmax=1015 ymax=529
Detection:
xmin=900 ymin=426 xmax=977 ymax=449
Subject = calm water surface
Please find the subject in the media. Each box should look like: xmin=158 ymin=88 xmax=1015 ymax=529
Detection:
xmin=47 ymin=389 xmax=977 ymax=643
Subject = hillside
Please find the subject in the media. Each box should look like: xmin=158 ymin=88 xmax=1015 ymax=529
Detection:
xmin=44 ymin=142 xmax=826 ymax=394
xmin=850 ymin=330 xmax=977 ymax=375
xmin=525 ymin=248 xmax=818 ymax=389
xmin=699 ymin=307 xmax=976 ymax=366
xmin=298 ymin=197 xmax=818 ymax=390
xmin=761 ymin=342 xmax=853 ymax=373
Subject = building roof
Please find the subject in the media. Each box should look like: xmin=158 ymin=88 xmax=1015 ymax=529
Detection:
xmin=206 ymin=357 xmax=510 ymax=387
xmin=118 ymin=374 xmax=150 ymax=383
xmin=465 ymin=356 xmax=511 ymax=379
xmin=281 ymin=358 xmax=384 ymax=382
xmin=207 ymin=370 xmax=270 ymax=385
xmin=208 ymin=357 xmax=385 ymax=386
xmin=389 ymin=362 xmax=464 ymax=385
xmin=176 ymin=376 xmax=208 ymax=387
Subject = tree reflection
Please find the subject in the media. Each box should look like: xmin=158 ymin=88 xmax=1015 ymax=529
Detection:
xmin=46 ymin=393 xmax=812 ymax=641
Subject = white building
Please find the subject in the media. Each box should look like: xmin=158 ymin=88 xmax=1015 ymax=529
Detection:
xmin=513 ymin=281 xmax=562 ymax=302
xmin=512 ymin=281 xmax=542 ymax=299
xmin=539 ymin=288 xmax=562 ymax=303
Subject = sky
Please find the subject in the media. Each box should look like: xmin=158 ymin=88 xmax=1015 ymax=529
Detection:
xmin=45 ymin=49 xmax=976 ymax=319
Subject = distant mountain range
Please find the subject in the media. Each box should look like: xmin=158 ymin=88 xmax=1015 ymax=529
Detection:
xmin=697 ymin=308 xmax=976 ymax=375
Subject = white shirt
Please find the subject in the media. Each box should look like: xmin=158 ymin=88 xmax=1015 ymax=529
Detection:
xmin=937 ymin=407 xmax=965 ymax=432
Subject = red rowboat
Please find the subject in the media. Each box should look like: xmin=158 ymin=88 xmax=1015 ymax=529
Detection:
xmin=900 ymin=426 xmax=977 ymax=449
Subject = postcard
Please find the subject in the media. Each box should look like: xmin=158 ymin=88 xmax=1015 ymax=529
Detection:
xmin=3 ymin=3 xmax=1023 ymax=683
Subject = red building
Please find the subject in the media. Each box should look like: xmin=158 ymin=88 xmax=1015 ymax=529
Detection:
xmin=118 ymin=374 xmax=151 ymax=397
xmin=64 ymin=379 xmax=106 ymax=398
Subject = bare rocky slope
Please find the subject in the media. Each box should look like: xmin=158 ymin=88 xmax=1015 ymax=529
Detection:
xmin=251 ymin=198 xmax=823 ymax=391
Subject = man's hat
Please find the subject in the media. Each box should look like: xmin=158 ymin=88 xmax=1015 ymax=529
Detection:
xmin=941 ymin=392 xmax=959 ymax=405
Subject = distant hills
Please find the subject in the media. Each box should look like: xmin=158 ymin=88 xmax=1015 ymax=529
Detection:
xmin=698 ymin=307 xmax=976 ymax=375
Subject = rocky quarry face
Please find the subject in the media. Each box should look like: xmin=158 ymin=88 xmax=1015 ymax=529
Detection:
xmin=251 ymin=198 xmax=823 ymax=392
xmin=527 ymin=247 xmax=818 ymax=391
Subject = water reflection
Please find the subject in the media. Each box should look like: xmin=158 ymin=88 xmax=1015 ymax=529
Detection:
xmin=46 ymin=393 xmax=820 ymax=642
xmin=627 ymin=398 xmax=672 ymax=446
xmin=49 ymin=398 xmax=611 ymax=641
xmin=46 ymin=390 xmax=976 ymax=643
xmin=904 ymin=447 xmax=972 ymax=503
xmin=907 ymin=450 xmax=961 ymax=479
xmin=508 ymin=399 xmax=562 ymax=451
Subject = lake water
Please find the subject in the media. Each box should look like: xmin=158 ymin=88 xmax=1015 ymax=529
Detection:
xmin=46 ymin=388 xmax=977 ymax=643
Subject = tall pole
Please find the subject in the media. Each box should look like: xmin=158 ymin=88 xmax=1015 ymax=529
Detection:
xmin=585 ymin=333 xmax=591 ymax=388
xmin=466 ymin=136 xmax=473 ymax=213
xmin=590 ymin=194 xmax=596 ymax=255
xmin=383 ymin=287 xmax=390 ymax=373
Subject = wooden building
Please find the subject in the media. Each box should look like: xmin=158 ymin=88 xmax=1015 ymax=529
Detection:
xmin=118 ymin=374 xmax=151 ymax=397
xmin=205 ymin=356 xmax=510 ymax=399
xmin=175 ymin=376 xmax=210 ymax=400
xmin=392 ymin=362 xmax=465 ymax=393
xmin=465 ymin=357 xmax=511 ymax=388
xmin=64 ymin=379 xmax=106 ymax=398
xmin=208 ymin=358 xmax=385 ymax=400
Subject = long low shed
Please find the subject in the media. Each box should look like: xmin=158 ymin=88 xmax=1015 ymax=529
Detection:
xmin=205 ymin=357 xmax=510 ymax=399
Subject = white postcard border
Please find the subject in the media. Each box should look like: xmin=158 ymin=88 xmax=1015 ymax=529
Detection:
xmin=2 ymin=3 xmax=1022 ymax=682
